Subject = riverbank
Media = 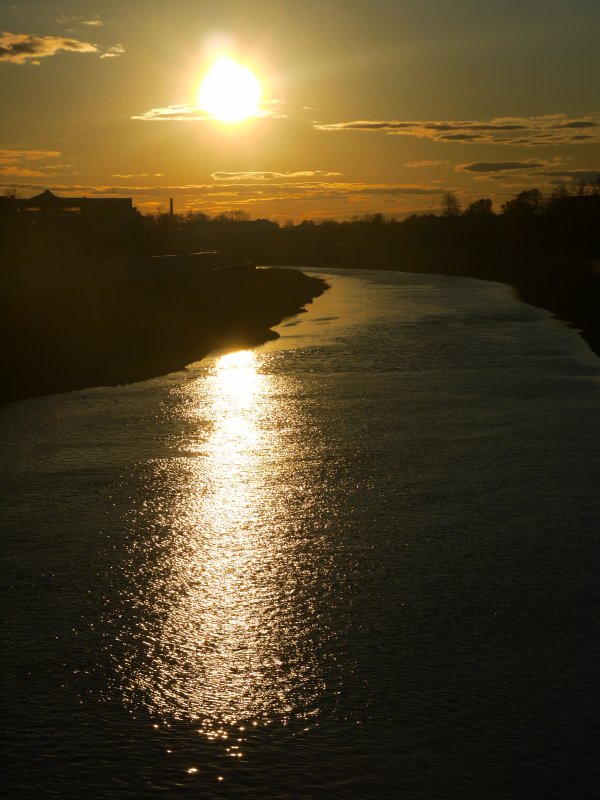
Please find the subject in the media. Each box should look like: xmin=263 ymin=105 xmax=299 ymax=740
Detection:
xmin=0 ymin=261 xmax=328 ymax=403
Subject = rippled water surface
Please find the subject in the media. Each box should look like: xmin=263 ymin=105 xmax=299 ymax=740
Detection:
xmin=2 ymin=269 xmax=600 ymax=798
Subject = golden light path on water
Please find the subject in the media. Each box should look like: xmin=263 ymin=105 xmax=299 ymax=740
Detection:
xmin=113 ymin=347 xmax=330 ymax=740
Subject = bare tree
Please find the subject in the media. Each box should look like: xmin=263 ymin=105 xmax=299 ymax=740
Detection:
xmin=441 ymin=192 xmax=461 ymax=217
xmin=549 ymin=183 xmax=569 ymax=204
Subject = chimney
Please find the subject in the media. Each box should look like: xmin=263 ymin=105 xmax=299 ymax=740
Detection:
xmin=169 ymin=197 xmax=174 ymax=216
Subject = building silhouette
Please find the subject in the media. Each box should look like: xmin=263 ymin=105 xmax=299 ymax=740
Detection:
xmin=2 ymin=189 xmax=142 ymax=261
xmin=15 ymin=189 xmax=138 ymax=227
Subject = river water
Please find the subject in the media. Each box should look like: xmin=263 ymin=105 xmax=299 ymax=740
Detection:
xmin=2 ymin=269 xmax=600 ymax=799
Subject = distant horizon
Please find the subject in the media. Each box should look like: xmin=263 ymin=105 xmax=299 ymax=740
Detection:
xmin=3 ymin=185 xmax=444 ymax=221
xmin=5 ymin=180 xmax=598 ymax=224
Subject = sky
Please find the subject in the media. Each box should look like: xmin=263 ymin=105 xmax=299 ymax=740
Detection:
xmin=1 ymin=0 xmax=599 ymax=220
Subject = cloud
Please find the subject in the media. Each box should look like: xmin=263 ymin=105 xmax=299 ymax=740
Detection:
xmin=483 ymin=174 xmax=541 ymax=183
xmin=459 ymin=160 xmax=548 ymax=173
xmin=57 ymin=15 xmax=103 ymax=28
xmin=112 ymin=173 xmax=164 ymax=178
xmin=0 ymin=166 xmax=49 ymax=177
xmin=405 ymin=160 xmax=451 ymax=168
xmin=131 ymin=104 xmax=211 ymax=122
xmin=131 ymin=101 xmax=283 ymax=122
xmin=536 ymin=168 xmax=600 ymax=183
xmin=100 ymin=44 xmax=124 ymax=59
xmin=0 ymin=149 xmax=61 ymax=164
xmin=1 ymin=180 xmax=451 ymax=202
xmin=0 ymin=149 xmax=65 ymax=177
xmin=2 ymin=179 xmax=460 ymax=220
xmin=314 ymin=114 xmax=600 ymax=146
xmin=211 ymin=170 xmax=343 ymax=181
xmin=0 ymin=31 xmax=97 ymax=64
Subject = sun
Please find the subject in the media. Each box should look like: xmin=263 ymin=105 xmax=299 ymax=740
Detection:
xmin=198 ymin=57 xmax=262 ymax=123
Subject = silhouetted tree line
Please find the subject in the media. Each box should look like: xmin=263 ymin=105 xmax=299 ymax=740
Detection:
xmin=2 ymin=180 xmax=598 ymax=272
xmin=2 ymin=179 xmax=600 ymax=397
xmin=138 ymin=181 xmax=600 ymax=275
xmin=130 ymin=182 xmax=600 ymax=356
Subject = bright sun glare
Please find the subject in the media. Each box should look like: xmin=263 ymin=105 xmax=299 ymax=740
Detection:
xmin=198 ymin=57 xmax=261 ymax=123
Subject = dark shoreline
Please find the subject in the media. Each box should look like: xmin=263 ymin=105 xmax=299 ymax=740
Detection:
xmin=2 ymin=255 xmax=597 ymax=406
xmin=0 ymin=264 xmax=328 ymax=404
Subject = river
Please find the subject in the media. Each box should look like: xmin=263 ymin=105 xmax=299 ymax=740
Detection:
xmin=2 ymin=268 xmax=600 ymax=799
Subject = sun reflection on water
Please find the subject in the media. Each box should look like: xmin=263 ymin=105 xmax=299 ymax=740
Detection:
xmin=113 ymin=349 xmax=326 ymax=737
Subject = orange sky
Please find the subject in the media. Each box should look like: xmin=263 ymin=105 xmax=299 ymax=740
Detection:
xmin=1 ymin=0 xmax=599 ymax=219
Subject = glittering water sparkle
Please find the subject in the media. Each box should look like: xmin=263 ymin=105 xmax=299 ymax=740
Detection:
xmin=2 ymin=269 xmax=600 ymax=799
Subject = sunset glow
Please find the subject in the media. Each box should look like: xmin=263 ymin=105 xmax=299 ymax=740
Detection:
xmin=1 ymin=2 xmax=599 ymax=218
xmin=198 ymin=57 xmax=261 ymax=123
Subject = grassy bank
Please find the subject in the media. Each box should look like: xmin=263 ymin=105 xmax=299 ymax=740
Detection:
xmin=0 ymin=262 xmax=328 ymax=403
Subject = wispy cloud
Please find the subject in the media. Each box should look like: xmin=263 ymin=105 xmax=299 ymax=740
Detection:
xmin=100 ymin=43 xmax=124 ymax=59
xmin=211 ymin=170 xmax=343 ymax=181
xmin=1 ymin=180 xmax=452 ymax=201
xmin=0 ymin=149 xmax=65 ymax=177
xmin=2 ymin=179 xmax=460 ymax=220
xmin=0 ymin=166 xmax=49 ymax=177
xmin=57 ymin=15 xmax=103 ymax=28
xmin=0 ymin=149 xmax=61 ymax=164
xmin=131 ymin=101 xmax=284 ymax=122
xmin=131 ymin=104 xmax=211 ymax=122
xmin=0 ymin=31 xmax=97 ymax=64
xmin=112 ymin=172 xmax=164 ymax=178
xmin=458 ymin=160 xmax=548 ymax=173
xmin=536 ymin=168 xmax=600 ymax=184
xmin=315 ymin=114 xmax=600 ymax=146
xmin=405 ymin=160 xmax=451 ymax=168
